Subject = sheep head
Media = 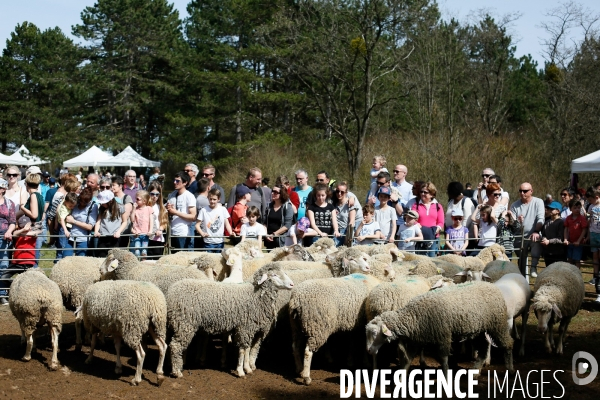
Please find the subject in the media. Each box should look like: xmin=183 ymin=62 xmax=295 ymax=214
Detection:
xmin=454 ymin=268 xmax=491 ymax=283
xmin=532 ymin=290 xmax=563 ymax=334
xmin=341 ymin=248 xmax=371 ymax=275
xmin=254 ymin=264 xmax=294 ymax=290
xmin=99 ymin=253 xmax=119 ymax=275
xmin=366 ymin=317 xmax=394 ymax=355
xmin=282 ymin=244 xmax=315 ymax=262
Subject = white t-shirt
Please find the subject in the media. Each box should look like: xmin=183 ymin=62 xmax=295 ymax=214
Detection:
xmin=473 ymin=188 xmax=509 ymax=204
xmin=240 ymin=222 xmax=267 ymax=238
xmin=151 ymin=203 xmax=164 ymax=242
xmin=356 ymin=221 xmax=381 ymax=245
xmin=478 ymin=220 xmax=497 ymax=247
xmin=167 ymin=190 xmax=197 ymax=236
xmin=197 ymin=205 xmax=230 ymax=244
xmin=397 ymin=224 xmax=421 ymax=250
xmin=375 ymin=205 xmax=397 ymax=240
xmin=284 ymin=225 xmax=317 ymax=246
xmin=445 ymin=198 xmax=474 ymax=229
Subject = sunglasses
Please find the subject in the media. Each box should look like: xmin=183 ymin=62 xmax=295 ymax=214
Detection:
xmin=150 ymin=192 xmax=160 ymax=196
xmin=376 ymin=181 xmax=386 ymax=186
xmin=202 ymin=173 xmax=213 ymax=177
xmin=560 ymin=193 xmax=569 ymax=197
xmin=272 ymin=190 xmax=281 ymax=194
xmin=482 ymin=174 xmax=491 ymax=178
xmin=393 ymin=170 xmax=403 ymax=173
xmin=453 ymin=217 xmax=463 ymax=221
xmin=184 ymin=170 xmax=192 ymax=173
xmin=337 ymin=191 xmax=347 ymax=195
xmin=519 ymin=189 xmax=531 ymax=193
xmin=316 ymin=179 xmax=326 ymax=182
xmin=492 ymin=193 xmax=502 ymax=197
xmin=420 ymin=190 xmax=430 ymax=194
xmin=174 ymin=179 xmax=182 ymax=183
xmin=7 ymin=173 xmax=19 ymax=178
xmin=100 ymin=185 xmax=111 ymax=190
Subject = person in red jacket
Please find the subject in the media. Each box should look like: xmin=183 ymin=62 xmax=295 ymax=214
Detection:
xmin=276 ymin=175 xmax=299 ymax=213
xmin=0 ymin=215 xmax=37 ymax=304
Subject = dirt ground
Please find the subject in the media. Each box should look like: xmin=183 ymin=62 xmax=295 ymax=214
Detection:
xmin=1 ymin=288 xmax=599 ymax=399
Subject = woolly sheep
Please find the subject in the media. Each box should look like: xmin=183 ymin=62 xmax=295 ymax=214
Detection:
xmin=408 ymin=258 xmax=445 ymax=278
xmin=80 ymin=280 xmax=168 ymax=386
xmin=157 ymin=251 xmax=226 ymax=278
xmin=278 ymin=244 xmax=315 ymax=261
xmin=532 ymin=262 xmax=584 ymax=354
xmin=397 ymin=251 xmax=429 ymax=262
xmin=9 ymin=270 xmax=62 ymax=370
xmin=168 ymin=263 xmax=295 ymax=378
xmin=483 ymin=260 xmax=521 ymax=282
xmin=50 ymin=256 xmax=106 ymax=350
xmin=306 ymin=237 xmax=338 ymax=261
xmin=366 ymin=281 xmax=515 ymax=376
xmin=366 ymin=253 xmax=395 ymax=282
xmin=325 ymin=247 xmax=371 ymax=277
xmin=431 ymin=259 xmax=464 ymax=280
xmin=233 ymin=238 xmax=264 ymax=259
xmin=492 ymin=273 xmax=531 ymax=358
xmin=353 ymin=243 xmax=402 ymax=262
xmin=436 ymin=254 xmax=487 ymax=272
xmin=477 ymin=243 xmax=509 ymax=265
xmin=216 ymin=247 xmax=282 ymax=281
xmin=289 ymin=273 xmax=384 ymax=385
xmin=100 ymin=249 xmax=211 ymax=293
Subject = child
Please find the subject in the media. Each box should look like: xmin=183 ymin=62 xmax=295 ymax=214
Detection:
xmin=397 ymin=210 xmax=423 ymax=252
xmin=0 ymin=215 xmax=38 ymax=301
xmin=231 ymin=185 xmax=251 ymax=236
xmin=355 ymin=204 xmax=383 ymax=245
xmin=473 ymin=204 xmax=497 ymax=252
xmin=240 ymin=206 xmax=267 ymax=249
xmin=375 ymin=187 xmax=396 ymax=243
xmin=196 ymin=188 xmax=232 ymax=253
xmin=496 ymin=209 xmax=521 ymax=259
xmin=563 ymin=198 xmax=588 ymax=268
xmin=444 ymin=209 xmax=468 ymax=255
xmin=367 ymin=155 xmax=389 ymax=202
xmin=94 ymin=190 xmax=126 ymax=258
xmin=285 ymin=217 xmax=317 ymax=246
xmin=587 ymin=188 xmax=600 ymax=302
xmin=540 ymin=201 xmax=566 ymax=267
xmin=307 ymin=183 xmax=339 ymax=245
xmin=57 ymin=193 xmax=78 ymax=240
xmin=131 ymin=190 xmax=154 ymax=260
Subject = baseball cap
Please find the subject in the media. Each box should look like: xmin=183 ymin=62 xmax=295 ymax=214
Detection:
xmin=297 ymin=217 xmax=310 ymax=232
xmin=546 ymin=201 xmax=562 ymax=211
xmin=42 ymin=171 xmax=50 ymax=177
xmin=377 ymin=186 xmax=391 ymax=196
xmin=406 ymin=210 xmax=419 ymax=220
xmin=49 ymin=177 xmax=56 ymax=184
xmin=97 ymin=190 xmax=115 ymax=204
xmin=26 ymin=166 xmax=42 ymax=175
xmin=236 ymin=185 xmax=251 ymax=197
xmin=0 ymin=179 xmax=7 ymax=189
xmin=451 ymin=209 xmax=464 ymax=217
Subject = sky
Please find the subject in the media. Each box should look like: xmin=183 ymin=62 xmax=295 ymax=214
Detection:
xmin=1 ymin=0 xmax=599 ymax=67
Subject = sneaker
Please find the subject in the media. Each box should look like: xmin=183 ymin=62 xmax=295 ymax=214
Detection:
xmin=596 ymin=295 xmax=600 ymax=303
xmin=530 ymin=267 xmax=538 ymax=278
xmin=589 ymin=278 xmax=597 ymax=285
xmin=0 ymin=298 xmax=8 ymax=306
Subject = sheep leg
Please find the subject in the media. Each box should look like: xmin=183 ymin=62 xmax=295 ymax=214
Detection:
xmin=483 ymin=343 xmax=491 ymax=367
xmin=511 ymin=318 xmax=519 ymax=340
xmin=518 ymin=312 xmax=528 ymax=357
xmin=22 ymin=331 xmax=34 ymax=362
xmin=148 ymin=325 xmax=167 ymax=386
xmin=49 ymin=325 xmax=60 ymax=370
xmin=196 ymin=332 xmax=209 ymax=366
xmin=235 ymin=347 xmax=246 ymax=378
xmin=291 ymin=337 xmax=304 ymax=374
xmin=243 ymin=347 xmax=252 ymax=374
xmin=471 ymin=336 xmax=489 ymax=376
xmin=132 ymin=342 xmax=146 ymax=386
xmin=547 ymin=319 xmax=556 ymax=352
xmin=300 ymin=344 xmax=313 ymax=385
xmin=220 ymin=333 xmax=229 ymax=369
xmin=555 ymin=317 xmax=572 ymax=355
xmin=85 ymin=333 xmax=97 ymax=364
xmin=75 ymin=318 xmax=83 ymax=351
xmin=169 ymin=338 xmax=185 ymax=378
xmin=114 ymin=336 xmax=123 ymax=374
xmin=249 ymin=337 xmax=263 ymax=371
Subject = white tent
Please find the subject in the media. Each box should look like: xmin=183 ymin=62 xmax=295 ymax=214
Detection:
xmin=4 ymin=145 xmax=49 ymax=166
xmin=63 ymin=145 xmax=113 ymax=167
xmin=571 ymin=149 xmax=600 ymax=173
xmin=96 ymin=146 xmax=160 ymax=168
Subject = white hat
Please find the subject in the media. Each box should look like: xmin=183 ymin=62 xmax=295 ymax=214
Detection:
xmin=97 ymin=190 xmax=115 ymax=204
xmin=26 ymin=166 xmax=42 ymax=175
xmin=451 ymin=208 xmax=464 ymax=217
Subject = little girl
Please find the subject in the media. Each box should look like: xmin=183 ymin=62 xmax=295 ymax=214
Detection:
xmin=131 ymin=190 xmax=154 ymax=260
xmin=285 ymin=217 xmax=317 ymax=246
xmin=445 ymin=209 xmax=469 ymax=255
xmin=474 ymin=204 xmax=497 ymax=252
xmin=307 ymin=183 xmax=339 ymax=245
xmin=240 ymin=206 xmax=267 ymax=249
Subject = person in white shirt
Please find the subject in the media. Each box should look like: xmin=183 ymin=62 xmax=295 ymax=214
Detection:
xmin=240 ymin=206 xmax=267 ymax=249
xmin=166 ymin=171 xmax=197 ymax=253
xmin=285 ymin=217 xmax=317 ymax=246
xmin=355 ymin=204 xmax=383 ymax=245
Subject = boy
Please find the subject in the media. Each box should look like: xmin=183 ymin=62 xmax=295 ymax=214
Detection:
xmin=285 ymin=217 xmax=317 ymax=246
xmin=57 ymin=193 xmax=78 ymax=240
xmin=355 ymin=204 xmax=383 ymax=245
xmin=540 ymin=201 xmax=566 ymax=266
xmin=231 ymin=185 xmax=251 ymax=236
xmin=587 ymin=188 xmax=600 ymax=302
xmin=397 ymin=210 xmax=423 ymax=252
xmin=196 ymin=188 xmax=232 ymax=253
xmin=374 ymin=187 xmax=396 ymax=243
xmin=240 ymin=206 xmax=267 ymax=249
xmin=563 ymin=198 xmax=588 ymax=268
xmin=444 ymin=209 xmax=468 ymax=255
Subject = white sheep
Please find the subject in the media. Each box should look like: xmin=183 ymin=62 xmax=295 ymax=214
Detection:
xmin=306 ymin=237 xmax=338 ymax=261
xmin=80 ymin=280 xmax=168 ymax=386
xmin=531 ymin=262 xmax=584 ymax=354
xmin=9 ymin=269 xmax=62 ymax=370
xmin=50 ymin=256 xmax=106 ymax=350
xmin=483 ymin=260 xmax=521 ymax=282
xmin=278 ymin=244 xmax=315 ymax=261
xmin=168 ymin=263 xmax=295 ymax=378
xmin=366 ymin=281 xmax=515 ymax=377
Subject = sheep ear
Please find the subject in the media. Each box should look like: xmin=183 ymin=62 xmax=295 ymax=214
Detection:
xmin=454 ymin=271 xmax=467 ymax=276
xmin=257 ymin=273 xmax=269 ymax=285
xmin=107 ymin=259 xmax=119 ymax=272
xmin=381 ymin=324 xmax=392 ymax=337
xmin=430 ymin=279 xmax=444 ymax=290
xmin=436 ymin=267 xmax=445 ymax=274
xmin=482 ymin=272 xmax=492 ymax=282
xmin=342 ymin=257 xmax=349 ymax=270
xmin=552 ymin=304 xmax=562 ymax=320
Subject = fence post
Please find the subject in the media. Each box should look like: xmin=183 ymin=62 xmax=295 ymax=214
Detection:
xmin=518 ymin=225 xmax=529 ymax=283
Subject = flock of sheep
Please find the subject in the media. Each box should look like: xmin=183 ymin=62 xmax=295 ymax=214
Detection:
xmin=6 ymin=239 xmax=586 ymax=386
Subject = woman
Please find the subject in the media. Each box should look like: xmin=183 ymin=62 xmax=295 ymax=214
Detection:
xmin=470 ymin=183 xmax=506 ymax=250
xmin=559 ymin=187 xmax=575 ymax=219
xmin=264 ymin=185 xmax=294 ymax=249
xmin=48 ymin=177 xmax=80 ymax=261
xmin=0 ymin=179 xmax=16 ymax=304
xmin=4 ymin=166 xmax=26 ymax=209
xmin=147 ymin=181 xmax=167 ymax=258
xmin=276 ymin=175 xmax=299 ymax=214
xmin=93 ymin=190 xmax=127 ymax=258
xmin=411 ymin=182 xmax=444 ymax=257
xmin=111 ymin=176 xmax=133 ymax=249
xmin=65 ymin=187 xmax=98 ymax=256
xmin=138 ymin=174 xmax=147 ymax=190
xmin=332 ymin=181 xmax=356 ymax=247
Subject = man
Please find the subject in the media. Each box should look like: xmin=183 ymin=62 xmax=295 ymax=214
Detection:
xmin=202 ymin=164 xmax=225 ymax=205
xmin=473 ymin=168 xmax=495 ymax=204
xmin=123 ymin=170 xmax=140 ymax=199
xmin=391 ymin=164 xmax=414 ymax=210
xmin=185 ymin=163 xmax=199 ymax=194
xmin=40 ymin=171 xmax=51 ymax=200
xmin=368 ymin=171 xmax=398 ymax=208
xmin=276 ymin=175 xmax=300 ymax=211
xmin=488 ymin=174 xmax=509 ymax=206
xmin=261 ymin=177 xmax=272 ymax=205
xmin=510 ymin=182 xmax=545 ymax=278
xmin=315 ymin=170 xmax=336 ymax=189
xmin=227 ymin=168 xmax=268 ymax=222
xmin=166 ymin=172 xmax=197 ymax=252
xmin=293 ymin=169 xmax=313 ymax=220
xmin=86 ymin=173 xmax=100 ymax=198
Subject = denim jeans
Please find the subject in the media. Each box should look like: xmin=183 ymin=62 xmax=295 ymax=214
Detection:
xmin=204 ymin=242 xmax=224 ymax=253
xmin=55 ymin=227 xmax=73 ymax=263
xmin=187 ymin=225 xmax=195 ymax=249
xmin=63 ymin=240 xmax=89 ymax=257
xmin=0 ymin=238 xmax=10 ymax=297
xmin=131 ymin=235 xmax=149 ymax=257
xmin=334 ymin=228 xmax=347 ymax=247
xmin=170 ymin=236 xmax=192 ymax=253
xmin=35 ymin=219 xmax=47 ymax=266
xmin=424 ymin=238 xmax=439 ymax=258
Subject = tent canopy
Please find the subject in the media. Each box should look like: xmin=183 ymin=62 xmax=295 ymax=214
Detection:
xmin=571 ymin=149 xmax=600 ymax=173
xmin=96 ymin=146 xmax=160 ymax=168
xmin=63 ymin=145 xmax=113 ymax=167
xmin=1 ymin=145 xmax=49 ymax=166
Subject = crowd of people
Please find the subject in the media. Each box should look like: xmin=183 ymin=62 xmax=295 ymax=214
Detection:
xmin=0 ymin=157 xmax=599 ymax=305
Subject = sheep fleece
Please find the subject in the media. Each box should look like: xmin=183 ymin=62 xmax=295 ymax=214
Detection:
xmin=533 ymin=262 xmax=584 ymax=317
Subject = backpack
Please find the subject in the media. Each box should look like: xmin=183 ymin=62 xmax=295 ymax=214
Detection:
xmin=461 ymin=196 xmax=478 ymax=209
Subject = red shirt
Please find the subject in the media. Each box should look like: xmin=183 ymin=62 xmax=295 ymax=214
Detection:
xmin=564 ymin=214 xmax=588 ymax=243
xmin=411 ymin=201 xmax=445 ymax=237
xmin=13 ymin=236 xmax=37 ymax=265
xmin=288 ymin=188 xmax=300 ymax=210
xmin=231 ymin=202 xmax=248 ymax=235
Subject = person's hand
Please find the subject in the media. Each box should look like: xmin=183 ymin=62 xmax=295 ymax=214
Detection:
xmin=541 ymin=238 xmax=549 ymax=246
xmin=390 ymin=193 xmax=399 ymax=202
xmin=356 ymin=236 xmax=364 ymax=242
xmin=65 ymin=215 xmax=75 ymax=224
xmin=368 ymin=195 xmax=376 ymax=205
xmin=387 ymin=237 xmax=394 ymax=244
xmin=530 ymin=232 xmax=540 ymax=242
xmin=477 ymin=182 xmax=484 ymax=191
xmin=319 ymin=231 xmax=327 ymax=237
xmin=563 ymin=239 xmax=569 ymax=245
xmin=94 ymin=231 xmax=100 ymax=238
xmin=241 ymin=216 xmax=249 ymax=225
xmin=454 ymin=251 xmax=462 ymax=255
xmin=166 ymin=203 xmax=175 ymax=214
xmin=4 ymin=231 xmax=12 ymax=241
xmin=114 ymin=231 xmax=121 ymax=239
xmin=518 ymin=215 xmax=524 ymax=224
xmin=266 ymin=235 xmax=274 ymax=242
xmin=334 ymin=230 xmax=341 ymax=238
xmin=64 ymin=230 xmax=70 ymax=239
xmin=155 ymin=229 xmax=162 ymax=237
xmin=201 ymin=232 xmax=209 ymax=238
xmin=574 ymin=240 xmax=580 ymax=246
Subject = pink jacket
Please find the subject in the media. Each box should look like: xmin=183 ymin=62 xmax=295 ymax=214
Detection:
xmin=411 ymin=201 xmax=445 ymax=237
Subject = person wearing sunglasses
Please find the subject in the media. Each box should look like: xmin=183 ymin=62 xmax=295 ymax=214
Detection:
xmin=510 ymin=182 xmax=545 ymax=277
xmin=332 ymin=181 xmax=356 ymax=247
xmin=166 ymin=171 xmax=197 ymax=252
xmin=445 ymin=209 xmax=469 ymax=256
xmin=473 ymin=168 xmax=495 ymax=205
xmin=4 ymin=166 xmax=27 ymax=210
xmin=201 ymin=164 xmax=226 ymax=205
xmin=411 ymin=182 xmax=444 ymax=257
xmin=558 ymin=187 xmax=575 ymax=219
xmin=147 ymin=181 xmax=168 ymax=258
xmin=227 ymin=168 xmax=267 ymax=222
xmin=264 ymin=185 xmax=294 ymax=249
xmin=487 ymin=175 xmax=509 ymax=206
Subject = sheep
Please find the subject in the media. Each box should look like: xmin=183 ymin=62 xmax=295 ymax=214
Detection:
xmin=366 ymin=281 xmax=515 ymax=377
xmin=168 ymin=263 xmax=295 ymax=378
xmin=353 ymin=243 xmax=402 ymax=261
xmin=80 ymin=280 xmax=168 ymax=386
xmin=477 ymin=243 xmax=509 ymax=264
xmin=325 ymin=247 xmax=371 ymax=277
xmin=289 ymin=272 xmax=386 ymax=385
xmin=277 ymin=244 xmax=315 ymax=262
xmin=233 ymin=238 xmax=265 ymax=259
xmin=50 ymin=256 xmax=107 ymax=350
xmin=407 ymin=259 xmax=445 ymax=278
xmin=9 ymin=269 xmax=62 ymax=370
xmin=431 ymin=259 xmax=464 ymax=280
xmin=156 ymin=251 xmax=211 ymax=266
xmin=216 ymin=246 xmax=284 ymax=281
xmin=306 ymin=237 xmax=338 ymax=261
xmin=436 ymin=254 xmax=487 ymax=272
xmin=397 ymin=250 xmax=429 ymax=262
xmin=100 ymin=249 xmax=212 ymax=294
xmin=531 ymin=262 xmax=584 ymax=354
xmin=483 ymin=260 xmax=521 ymax=282
xmin=366 ymin=253 xmax=395 ymax=282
